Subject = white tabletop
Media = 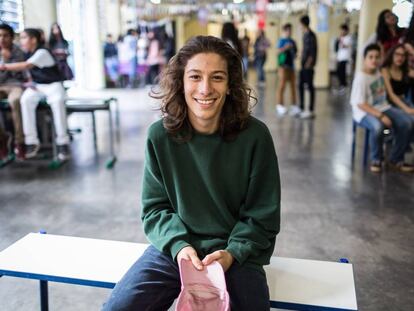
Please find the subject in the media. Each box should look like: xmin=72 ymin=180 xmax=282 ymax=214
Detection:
xmin=0 ymin=233 xmax=357 ymax=310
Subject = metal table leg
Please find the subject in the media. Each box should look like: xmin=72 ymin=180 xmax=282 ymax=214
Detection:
xmin=40 ymin=280 xmax=49 ymax=311
xmin=105 ymin=104 xmax=117 ymax=169
xmin=91 ymin=112 xmax=97 ymax=151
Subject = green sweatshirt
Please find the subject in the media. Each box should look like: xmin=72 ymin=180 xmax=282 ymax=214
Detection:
xmin=141 ymin=116 xmax=280 ymax=273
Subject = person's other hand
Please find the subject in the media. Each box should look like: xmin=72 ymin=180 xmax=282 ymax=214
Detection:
xmin=380 ymin=114 xmax=392 ymax=128
xmin=202 ymin=250 xmax=234 ymax=272
xmin=177 ymin=246 xmax=203 ymax=271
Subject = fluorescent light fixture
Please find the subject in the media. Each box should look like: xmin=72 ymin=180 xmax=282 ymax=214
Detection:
xmin=150 ymin=0 xmax=161 ymax=4
xmin=233 ymin=0 xmax=244 ymax=3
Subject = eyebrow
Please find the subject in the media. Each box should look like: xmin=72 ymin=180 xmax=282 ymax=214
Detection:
xmin=185 ymin=69 xmax=228 ymax=76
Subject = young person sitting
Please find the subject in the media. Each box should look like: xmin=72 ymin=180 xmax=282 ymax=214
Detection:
xmin=381 ymin=44 xmax=414 ymax=125
xmin=350 ymin=44 xmax=413 ymax=173
xmin=102 ymin=35 xmax=281 ymax=311
xmin=0 ymin=23 xmax=27 ymax=160
xmin=0 ymin=28 xmax=70 ymax=160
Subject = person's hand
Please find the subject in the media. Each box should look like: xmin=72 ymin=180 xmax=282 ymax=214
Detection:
xmin=380 ymin=114 xmax=392 ymax=128
xmin=404 ymin=107 xmax=414 ymax=115
xmin=0 ymin=63 xmax=6 ymax=71
xmin=177 ymin=246 xmax=203 ymax=271
xmin=202 ymin=250 xmax=234 ymax=272
xmin=1 ymin=48 xmax=11 ymax=61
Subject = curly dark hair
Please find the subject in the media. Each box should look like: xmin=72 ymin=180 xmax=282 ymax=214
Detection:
xmin=381 ymin=43 xmax=409 ymax=79
xmin=150 ymin=35 xmax=255 ymax=142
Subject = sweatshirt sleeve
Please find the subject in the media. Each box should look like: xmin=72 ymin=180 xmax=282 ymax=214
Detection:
xmin=226 ymin=126 xmax=281 ymax=265
xmin=141 ymin=136 xmax=191 ymax=260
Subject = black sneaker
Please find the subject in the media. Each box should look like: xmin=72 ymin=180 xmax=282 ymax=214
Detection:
xmin=57 ymin=144 xmax=70 ymax=161
xmin=25 ymin=144 xmax=41 ymax=159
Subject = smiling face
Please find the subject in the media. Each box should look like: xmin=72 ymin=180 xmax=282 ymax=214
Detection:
xmin=183 ymin=52 xmax=229 ymax=134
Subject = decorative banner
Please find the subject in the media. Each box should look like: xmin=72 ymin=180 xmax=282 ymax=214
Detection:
xmin=317 ymin=4 xmax=329 ymax=33
xmin=256 ymin=0 xmax=268 ymax=29
xmin=197 ymin=7 xmax=209 ymax=25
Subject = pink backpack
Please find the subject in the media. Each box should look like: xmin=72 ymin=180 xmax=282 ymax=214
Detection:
xmin=175 ymin=259 xmax=230 ymax=311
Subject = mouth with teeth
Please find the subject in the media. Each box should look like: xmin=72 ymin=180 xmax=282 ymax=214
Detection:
xmin=194 ymin=98 xmax=216 ymax=107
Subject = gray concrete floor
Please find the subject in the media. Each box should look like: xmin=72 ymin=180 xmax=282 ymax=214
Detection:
xmin=0 ymin=72 xmax=413 ymax=311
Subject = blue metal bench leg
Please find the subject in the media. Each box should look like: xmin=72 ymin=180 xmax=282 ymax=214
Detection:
xmin=351 ymin=121 xmax=357 ymax=165
xmin=363 ymin=128 xmax=370 ymax=167
xmin=40 ymin=280 xmax=49 ymax=311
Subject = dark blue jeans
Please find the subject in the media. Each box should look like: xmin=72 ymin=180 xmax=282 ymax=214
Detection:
xmin=102 ymin=245 xmax=270 ymax=311
xmin=299 ymin=68 xmax=315 ymax=112
xmin=358 ymin=107 xmax=413 ymax=163
xmin=255 ymin=55 xmax=266 ymax=82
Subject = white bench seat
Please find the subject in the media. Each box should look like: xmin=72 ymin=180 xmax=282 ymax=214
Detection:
xmin=0 ymin=233 xmax=358 ymax=311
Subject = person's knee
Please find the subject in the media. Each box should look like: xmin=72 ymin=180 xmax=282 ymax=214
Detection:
xmin=7 ymin=96 xmax=21 ymax=110
xmin=20 ymin=90 xmax=39 ymax=105
xmin=368 ymin=121 xmax=384 ymax=139
xmin=395 ymin=118 xmax=412 ymax=134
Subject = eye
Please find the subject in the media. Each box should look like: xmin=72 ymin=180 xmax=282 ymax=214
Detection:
xmin=188 ymin=75 xmax=201 ymax=80
xmin=212 ymin=75 xmax=225 ymax=81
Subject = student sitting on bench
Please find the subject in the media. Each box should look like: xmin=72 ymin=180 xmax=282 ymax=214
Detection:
xmin=102 ymin=36 xmax=281 ymax=311
xmin=350 ymin=43 xmax=413 ymax=173
xmin=0 ymin=23 xmax=26 ymax=160
xmin=0 ymin=28 xmax=70 ymax=160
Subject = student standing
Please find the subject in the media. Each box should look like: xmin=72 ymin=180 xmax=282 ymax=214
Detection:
xmin=298 ymin=15 xmax=317 ymax=119
xmin=336 ymin=24 xmax=352 ymax=93
xmin=276 ymin=23 xmax=299 ymax=117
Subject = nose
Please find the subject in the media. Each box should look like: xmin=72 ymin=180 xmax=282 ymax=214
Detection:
xmin=198 ymin=78 xmax=212 ymax=95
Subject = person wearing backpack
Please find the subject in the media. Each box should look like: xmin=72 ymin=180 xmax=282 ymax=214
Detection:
xmin=276 ymin=23 xmax=299 ymax=117
xmin=0 ymin=28 xmax=70 ymax=160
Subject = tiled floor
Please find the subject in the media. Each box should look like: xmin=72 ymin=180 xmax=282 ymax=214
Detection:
xmin=0 ymin=72 xmax=413 ymax=311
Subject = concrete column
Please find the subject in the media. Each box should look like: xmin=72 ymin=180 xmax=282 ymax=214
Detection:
xmin=184 ymin=19 xmax=208 ymax=43
xmin=22 ymin=0 xmax=57 ymax=38
xmin=309 ymin=4 xmax=330 ymax=88
xmin=105 ymin=0 xmax=122 ymax=39
xmin=264 ymin=18 xmax=279 ymax=72
xmin=71 ymin=0 xmax=105 ymax=90
xmin=175 ymin=16 xmax=187 ymax=51
xmin=356 ymin=0 xmax=393 ymax=71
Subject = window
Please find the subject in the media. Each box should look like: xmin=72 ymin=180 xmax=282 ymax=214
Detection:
xmin=0 ymin=0 xmax=23 ymax=31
